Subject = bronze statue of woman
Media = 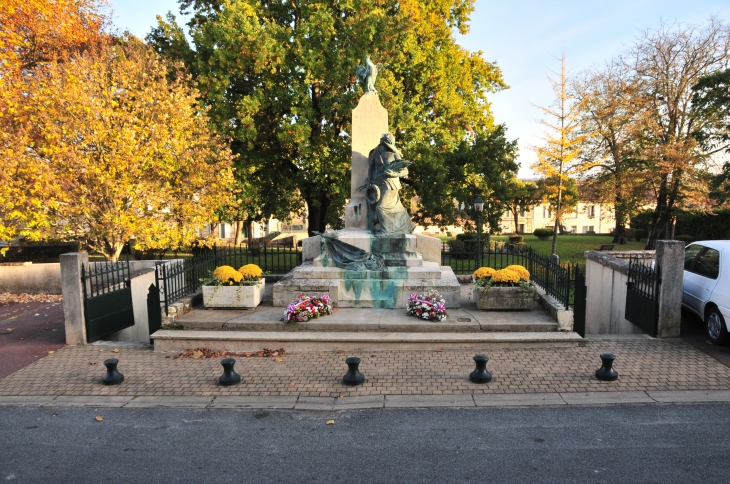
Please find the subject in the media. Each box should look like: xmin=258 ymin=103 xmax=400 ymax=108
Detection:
xmin=359 ymin=133 xmax=416 ymax=235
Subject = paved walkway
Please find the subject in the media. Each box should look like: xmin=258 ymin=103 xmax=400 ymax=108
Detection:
xmin=0 ymin=300 xmax=65 ymax=379
xmin=2 ymin=338 xmax=730 ymax=402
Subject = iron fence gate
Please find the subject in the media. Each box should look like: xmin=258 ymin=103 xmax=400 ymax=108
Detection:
xmin=624 ymin=256 xmax=661 ymax=337
xmin=82 ymin=260 xmax=135 ymax=342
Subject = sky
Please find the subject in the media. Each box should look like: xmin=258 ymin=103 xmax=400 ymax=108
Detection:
xmin=109 ymin=0 xmax=730 ymax=177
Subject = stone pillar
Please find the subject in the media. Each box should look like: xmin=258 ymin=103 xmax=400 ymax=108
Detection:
xmin=656 ymin=240 xmax=684 ymax=338
xmin=60 ymin=252 xmax=88 ymax=345
xmin=344 ymin=93 xmax=388 ymax=230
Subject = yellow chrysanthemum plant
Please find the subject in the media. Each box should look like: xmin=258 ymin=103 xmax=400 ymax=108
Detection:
xmin=238 ymin=264 xmax=265 ymax=284
xmin=207 ymin=264 xmax=266 ymax=287
xmin=212 ymin=265 xmax=243 ymax=286
xmin=473 ymin=264 xmax=535 ymax=291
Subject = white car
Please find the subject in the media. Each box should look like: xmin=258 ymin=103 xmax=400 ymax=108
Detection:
xmin=683 ymin=241 xmax=730 ymax=345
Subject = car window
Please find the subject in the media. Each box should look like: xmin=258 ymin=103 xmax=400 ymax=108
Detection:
xmin=684 ymin=245 xmax=704 ymax=271
xmin=693 ymin=248 xmax=720 ymax=279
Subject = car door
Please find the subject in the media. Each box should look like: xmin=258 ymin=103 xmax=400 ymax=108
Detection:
xmin=683 ymin=244 xmax=705 ymax=314
xmin=686 ymin=247 xmax=721 ymax=316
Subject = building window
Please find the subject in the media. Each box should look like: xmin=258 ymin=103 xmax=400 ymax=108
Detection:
xmin=571 ymin=226 xmax=577 ymax=234
xmin=220 ymin=224 xmax=229 ymax=238
xmin=519 ymin=223 xmax=525 ymax=233
xmin=588 ymin=205 xmax=595 ymax=218
xmin=520 ymin=208 xmax=526 ymax=217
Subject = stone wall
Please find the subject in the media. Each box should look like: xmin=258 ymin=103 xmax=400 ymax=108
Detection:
xmin=0 ymin=263 xmax=62 ymax=294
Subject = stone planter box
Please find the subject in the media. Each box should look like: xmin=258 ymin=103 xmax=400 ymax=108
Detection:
xmin=203 ymin=279 xmax=265 ymax=309
xmin=473 ymin=285 xmax=535 ymax=310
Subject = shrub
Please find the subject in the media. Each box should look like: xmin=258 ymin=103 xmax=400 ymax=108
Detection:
xmin=532 ymin=229 xmax=554 ymax=237
xmin=508 ymin=235 xmax=524 ymax=244
xmin=533 ymin=228 xmax=553 ymax=240
xmin=635 ymin=229 xmax=646 ymax=242
xmin=585 ymin=230 xmax=596 ymax=236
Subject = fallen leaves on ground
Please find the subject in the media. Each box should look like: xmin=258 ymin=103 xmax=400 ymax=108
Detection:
xmin=47 ymin=350 xmax=55 ymax=354
xmin=6 ymin=328 xmax=14 ymax=332
xmin=273 ymin=357 xmax=284 ymax=363
xmin=95 ymin=416 xmax=104 ymax=422
xmin=326 ymin=420 xmax=335 ymax=425
xmin=434 ymin=349 xmax=444 ymax=353
xmin=0 ymin=293 xmax=63 ymax=305
xmin=174 ymin=348 xmax=286 ymax=359
xmin=111 ymin=349 xmax=119 ymax=353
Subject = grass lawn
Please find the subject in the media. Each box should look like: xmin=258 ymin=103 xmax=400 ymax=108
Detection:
xmin=490 ymin=234 xmax=646 ymax=263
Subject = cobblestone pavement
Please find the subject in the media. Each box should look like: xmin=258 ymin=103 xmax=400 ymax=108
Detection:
xmin=1 ymin=339 xmax=730 ymax=397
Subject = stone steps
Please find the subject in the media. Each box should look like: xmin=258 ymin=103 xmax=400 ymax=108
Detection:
xmin=151 ymin=330 xmax=581 ymax=353
xmin=173 ymin=318 xmax=559 ymax=333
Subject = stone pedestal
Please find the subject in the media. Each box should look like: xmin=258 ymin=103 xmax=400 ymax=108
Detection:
xmin=274 ymin=230 xmax=459 ymax=309
xmin=344 ymin=93 xmax=387 ymax=230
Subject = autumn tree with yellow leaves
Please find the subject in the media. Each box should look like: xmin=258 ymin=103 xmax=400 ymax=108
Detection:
xmin=1 ymin=35 xmax=235 ymax=260
xmin=532 ymin=55 xmax=589 ymax=256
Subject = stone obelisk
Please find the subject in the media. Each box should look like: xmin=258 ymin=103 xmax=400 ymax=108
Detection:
xmin=344 ymin=93 xmax=387 ymax=230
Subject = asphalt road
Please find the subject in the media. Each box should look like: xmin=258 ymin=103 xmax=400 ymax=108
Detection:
xmin=0 ymin=302 xmax=65 ymax=379
xmin=1 ymin=404 xmax=729 ymax=483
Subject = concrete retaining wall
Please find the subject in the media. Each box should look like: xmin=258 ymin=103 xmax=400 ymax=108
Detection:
xmin=0 ymin=263 xmax=62 ymax=294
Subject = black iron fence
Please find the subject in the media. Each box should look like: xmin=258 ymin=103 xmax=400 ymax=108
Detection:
xmin=442 ymin=241 xmax=577 ymax=308
xmin=155 ymin=244 xmax=302 ymax=314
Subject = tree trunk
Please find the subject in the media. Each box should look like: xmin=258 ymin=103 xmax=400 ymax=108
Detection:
xmin=512 ymin=207 xmax=519 ymax=234
xmin=305 ymin=191 xmax=330 ymax=236
xmin=612 ymin=192 xmax=627 ymax=243
xmin=551 ymin=217 xmax=560 ymax=255
xmin=232 ymin=220 xmax=243 ymax=246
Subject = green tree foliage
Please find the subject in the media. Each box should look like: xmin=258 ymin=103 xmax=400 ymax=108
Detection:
xmin=500 ymin=178 xmax=538 ymax=234
xmin=692 ymin=68 xmax=730 ymax=205
xmin=148 ymin=0 xmax=514 ymax=235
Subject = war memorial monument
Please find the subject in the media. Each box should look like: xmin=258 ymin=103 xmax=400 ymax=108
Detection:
xmin=273 ymin=58 xmax=460 ymax=309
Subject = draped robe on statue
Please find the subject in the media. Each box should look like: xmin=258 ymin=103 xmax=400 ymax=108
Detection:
xmin=365 ymin=136 xmax=416 ymax=235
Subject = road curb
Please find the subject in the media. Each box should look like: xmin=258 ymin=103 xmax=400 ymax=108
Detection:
xmin=3 ymin=390 xmax=730 ymax=409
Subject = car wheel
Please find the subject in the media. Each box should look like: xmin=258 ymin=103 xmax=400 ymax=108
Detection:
xmin=706 ymin=307 xmax=729 ymax=346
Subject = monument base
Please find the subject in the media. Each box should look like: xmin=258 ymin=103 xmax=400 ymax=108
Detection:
xmin=273 ymin=261 xmax=460 ymax=309
xmin=274 ymin=230 xmax=458 ymax=309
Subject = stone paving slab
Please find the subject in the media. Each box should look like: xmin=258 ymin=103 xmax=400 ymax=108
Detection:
xmin=474 ymin=393 xmax=566 ymax=407
xmin=4 ymin=391 xmax=730 ymax=409
xmin=334 ymin=395 xmax=385 ymax=410
xmin=47 ymin=395 xmax=134 ymax=407
xmin=647 ymin=390 xmax=730 ymax=403
xmin=124 ymin=396 xmax=213 ymax=408
xmin=560 ymin=391 xmax=655 ymax=405
xmin=295 ymin=396 xmax=336 ymax=411
xmin=385 ymin=394 xmax=475 ymax=408
xmin=0 ymin=395 xmax=56 ymax=406
xmin=208 ymin=396 xmax=297 ymax=409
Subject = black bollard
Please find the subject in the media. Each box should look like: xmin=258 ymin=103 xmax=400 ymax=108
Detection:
xmin=102 ymin=359 xmax=124 ymax=385
xmin=219 ymin=358 xmax=241 ymax=386
xmin=470 ymin=355 xmax=492 ymax=383
xmin=342 ymin=357 xmax=365 ymax=386
xmin=595 ymin=353 xmax=618 ymax=381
